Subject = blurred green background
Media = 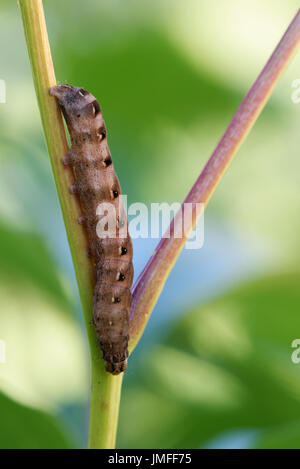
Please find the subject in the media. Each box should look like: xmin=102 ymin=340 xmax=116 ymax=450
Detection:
xmin=0 ymin=0 xmax=300 ymax=449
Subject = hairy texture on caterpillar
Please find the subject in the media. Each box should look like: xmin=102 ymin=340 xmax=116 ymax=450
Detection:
xmin=50 ymin=84 xmax=133 ymax=375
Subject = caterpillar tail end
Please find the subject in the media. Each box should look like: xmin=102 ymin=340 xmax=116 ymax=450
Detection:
xmin=106 ymin=359 xmax=127 ymax=375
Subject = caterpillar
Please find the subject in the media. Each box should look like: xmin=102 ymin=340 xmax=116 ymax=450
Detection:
xmin=50 ymin=84 xmax=133 ymax=375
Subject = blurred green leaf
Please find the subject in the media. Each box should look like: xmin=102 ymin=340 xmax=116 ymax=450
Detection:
xmin=0 ymin=390 xmax=72 ymax=449
xmin=118 ymin=271 xmax=300 ymax=448
xmin=0 ymin=222 xmax=88 ymax=411
xmin=0 ymin=222 xmax=69 ymax=309
xmin=257 ymin=421 xmax=300 ymax=449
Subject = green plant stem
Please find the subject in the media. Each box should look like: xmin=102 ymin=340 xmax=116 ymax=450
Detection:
xmin=129 ymin=8 xmax=300 ymax=351
xmin=88 ymin=359 xmax=123 ymax=449
xmin=19 ymin=0 xmax=122 ymax=449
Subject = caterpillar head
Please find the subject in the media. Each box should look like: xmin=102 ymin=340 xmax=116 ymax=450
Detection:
xmin=50 ymin=84 xmax=104 ymax=140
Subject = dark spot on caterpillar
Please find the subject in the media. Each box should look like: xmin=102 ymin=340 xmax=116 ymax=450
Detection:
xmin=104 ymin=156 xmax=112 ymax=167
xmin=78 ymin=88 xmax=88 ymax=97
xmin=92 ymin=100 xmax=101 ymax=117
xmin=97 ymin=129 xmax=106 ymax=141
xmin=121 ymin=247 xmax=127 ymax=255
xmin=118 ymin=273 xmax=125 ymax=281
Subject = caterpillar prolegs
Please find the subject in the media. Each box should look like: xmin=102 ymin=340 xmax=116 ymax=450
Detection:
xmin=50 ymin=84 xmax=133 ymax=375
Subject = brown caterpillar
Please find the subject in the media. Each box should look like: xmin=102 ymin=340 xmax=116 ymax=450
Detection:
xmin=50 ymin=84 xmax=133 ymax=375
